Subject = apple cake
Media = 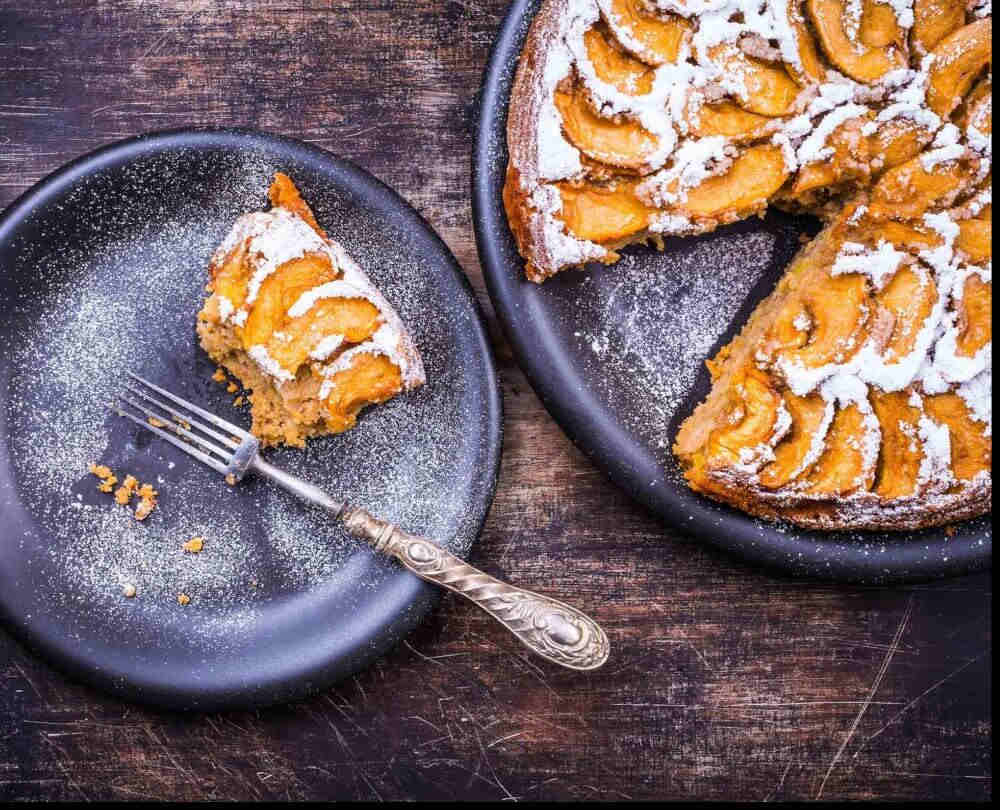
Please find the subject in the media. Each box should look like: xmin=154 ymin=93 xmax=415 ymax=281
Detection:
xmin=503 ymin=0 xmax=991 ymax=529
xmin=197 ymin=174 xmax=425 ymax=447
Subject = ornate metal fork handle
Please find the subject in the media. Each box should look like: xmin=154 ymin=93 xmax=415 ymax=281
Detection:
xmin=341 ymin=506 xmax=610 ymax=671
xmin=251 ymin=458 xmax=609 ymax=671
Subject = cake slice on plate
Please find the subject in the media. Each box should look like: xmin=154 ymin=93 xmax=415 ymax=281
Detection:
xmin=196 ymin=173 xmax=425 ymax=447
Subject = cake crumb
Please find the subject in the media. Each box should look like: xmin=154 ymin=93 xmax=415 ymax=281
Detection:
xmin=177 ymin=593 xmax=190 ymax=606
xmin=88 ymin=463 xmax=113 ymax=479
xmin=183 ymin=536 xmax=204 ymax=553
xmin=212 ymin=367 xmax=227 ymax=383
xmin=226 ymin=382 xmax=238 ymax=393
xmin=225 ymin=473 xmax=237 ymax=486
xmin=945 ymin=525 xmax=957 ymax=537
xmin=114 ymin=474 xmax=139 ymax=505
xmin=97 ymin=475 xmax=118 ymax=493
xmin=147 ymin=416 xmax=167 ymax=428
xmin=122 ymin=583 xmax=136 ymax=598
xmin=134 ymin=483 xmax=159 ymax=521
xmin=233 ymin=396 xmax=245 ymax=407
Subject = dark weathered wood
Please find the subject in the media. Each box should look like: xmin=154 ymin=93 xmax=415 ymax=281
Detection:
xmin=0 ymin=1 xmax=991 ymax=801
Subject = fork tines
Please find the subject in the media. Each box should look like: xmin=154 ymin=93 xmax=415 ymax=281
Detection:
xmin=109 ymin=372 xmax=253 ymax=475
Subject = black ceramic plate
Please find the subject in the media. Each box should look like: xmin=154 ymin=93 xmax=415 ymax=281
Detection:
xmin=472 ymin=0 xmax=990 ymax=584
xmin=0 ymin=128 xmax=501 ymax=709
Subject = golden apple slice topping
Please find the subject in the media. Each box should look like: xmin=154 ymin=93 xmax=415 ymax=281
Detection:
xmin=677 ymin=144 xmax=790 ymax=219
xmin=556 ymin=88 xmax=659 ymax=169
xmin=869 ymin=119 xmax=936 ymax=174
xmin=600 ymin=0 xmax=690 ymax=65
xmin=926 ymin=19 xmax=992 ymax=118
xmin=859 ymin=0 xmax=907 ymax=50
xmin=804 ymin=402 xmax=876 ymax=496
xmin=806 ymin=0 xmax=907 ymax=83
xmin=759 ymin=393 xmax=832 ymax=489
xmin=776 ymin=273 xmax=871 ymax=370
xmin=923 ymin=393 xmax=992 ymax=481
xmin=270 ymin=296 xmax=381 ymax=373
xmin=871 ymin=390 xmax=923 ymax=499
xmin=785 ymin=1 xmax=828 ymax=85
xmin=584 ymin=25 xmax=655 ymax=95
xmin=322 ymin=353 xmax=403 ymax=434
xmin=688 ymin=100 xmax=774 ymax=141
xmin=955 ymin=215 xmax=992 ymax=264
xmin=705 ymin=367 xmax=784 ymax=468
xmin=556 ymin=180 xmax=655 ymax=243
xmin=869 ymin=155 xmax=973 ymax=220
xmin=792 ymin=115 xmax=873 ymax=193
xmin=708 ymin=42 xmax=800 ymax=117
xmin=241 ymin=255 xmax=338 ymax=350
xmin=874 ymin=264 xmax=937 ymax=361
xmin=912 ymin=0 xmax=967 ymax=55
xmin=954 ymin=273 xmax=992 ymax=358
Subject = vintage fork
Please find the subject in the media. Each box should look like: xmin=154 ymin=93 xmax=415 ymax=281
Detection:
xmin=109 ymin=372 xmax=610 ymax=671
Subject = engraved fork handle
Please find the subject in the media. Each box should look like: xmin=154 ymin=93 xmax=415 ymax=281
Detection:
xmin=340 ymin=506 xmax=610 ymax=671
xmin=250 ymin=456 xmax=609 ymax=670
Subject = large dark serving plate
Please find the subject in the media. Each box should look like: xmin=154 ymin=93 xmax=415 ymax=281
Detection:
xmin=0 ymin=128 xmax=501 ymax=709
xmin=472 ymin=0 xmax=990 ymax=584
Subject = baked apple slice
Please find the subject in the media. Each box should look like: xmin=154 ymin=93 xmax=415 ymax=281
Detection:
xmin=689 ymin=100 xmax=774 ymax=141
xmin=678 ymin=144 xmax=789 ymax=219
xmin=708 ymin=42 xmax=799 ymax=117
xmin=759 ymin=393 xmax=831 ymax=489
xmin=556 ymin=180 xmax=654 ymax=243
xmin=583 ymin=25 xmax=654 ymax=95
xmin=924 ymin=393 xmax=992 ymax=481
xmin=807 ymin=0 xmax=907 ymax=83
xmin=926 ymin=19 xmax=992 ymax=118
xmin=598 ymin=0 xmax=690 ymax=65
xmin=556 ymin=88 xmax=659 ymax=169
xmin=871 ymin=390 xmax=923 ymax=498
xmin=954 ymin=273 xmax=992 ymax=358
xmin=912 ymin=0 xmax=966 ymax=54
xmin=875 ymin=264 xmax=937 ymax=361
xmin=804 ymin=402 xmax=876 ymax=496
xmin=869 ymin=155 xmax=973 ymax=220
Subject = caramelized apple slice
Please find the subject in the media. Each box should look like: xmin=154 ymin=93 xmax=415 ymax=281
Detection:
xmin=807 ymin=0 xmax=906 ymax=83
xmin=924 ymin=393 xmax=992 ymax=480
xmin=680 ymin=144 xmax=789 ymax=219
xmin=859 ymin=0 xmax=906 ymax=49
xmin=323 ymin=353 xmax=403 ymax=433
xmin=584 ymin=25 xmax=654 ymax=95
xmin=956 ymin=78 xmax=992 ymax=136
xmin=211 ymin=241 xmax=251 ymax=312
xmin=871 ymin=390 xmax=923 ymax=499
xmin=705 ymin=367 xmax=783 ymax=466
xmin=869 ymin=156 xmax=970 ymax=220
xmin=876 ymin=265 xmax=937 ymax=361
xmin=955 ymin=216 xmax=992 ymax=264
xmin=869 ymin=119 xmax=935 ymax=174
xmin=556 ymin=89 xmax=658 ymax=169
xmin=912 ymin=0 xmax=966 ymax=54
xmin=792 ymin=115 xmax=872 ymax=193
xmin=708 ymin=43 xmax=799 ymax=116
xmin=786 ymin=1 xmax=827 ymax=85
xmin=805 ymin=403 xmax=875 ymax=495
xmin=871 ymin=220 xmax=943 ymax=253
xmin=242 ymin=255 xmax=338 ymax=350
xmin=778 ymin=273 xmax=870 ymax=369
xmin=556 ymin=180 xmax=654 ymax=243
xmin=271 ymin=296 xmax=381 ymax=372
xmin=926 ymin=19 xmax=992 ymax=118
xmin=600 ymin=0 xmax=690 ymax=65
xmin=760 ymin=393 xmax=830 ymax=489
xmin=689 ymin=100 xmax=773 ymax=141
xmin=955 ymin=273 xmax=992 ymax=357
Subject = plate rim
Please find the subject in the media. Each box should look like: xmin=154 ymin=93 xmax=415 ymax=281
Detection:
xmin=470 ymin=0 xmax=990 ymax=584
xmin=0 ymin=125 xmax=504 ymax=709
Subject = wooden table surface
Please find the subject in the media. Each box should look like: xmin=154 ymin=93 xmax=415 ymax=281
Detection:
xmin=0 ymin=1 xmax=991 ymax=801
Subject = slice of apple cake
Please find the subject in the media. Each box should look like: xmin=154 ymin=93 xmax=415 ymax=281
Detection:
xmin=196 ymin=174 xmax=424 ymax=447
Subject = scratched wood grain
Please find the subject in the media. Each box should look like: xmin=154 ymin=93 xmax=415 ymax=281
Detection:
xmin=0 ymin=0 xmax=991 ymax=801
